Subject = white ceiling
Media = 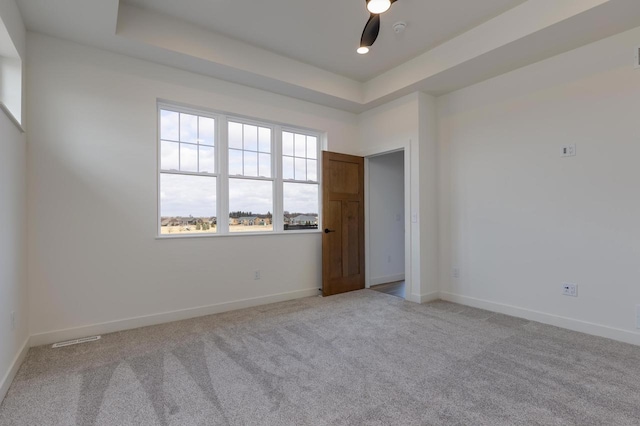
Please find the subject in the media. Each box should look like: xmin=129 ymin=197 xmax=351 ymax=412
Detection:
xmin=122 ymin=0 xmax=526 ymax=81
xmin=15 ymin=0 xmax=640 ymax=112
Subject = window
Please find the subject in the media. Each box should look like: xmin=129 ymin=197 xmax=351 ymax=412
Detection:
xmin=282 ymin=131 xmax=319 ymax=230
xmin=228 ymin=121 xmax=273 ymax=233
xmin=159 ymin=109 xmax=217 ymax=235
xmin=0 ymin=18 xmax=23 ymax=128
xmin=158 ymin=104 xmax=321 ymax=236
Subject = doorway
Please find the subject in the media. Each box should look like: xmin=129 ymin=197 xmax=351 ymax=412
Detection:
xmin=366 ymin=150 xmax=405 ymax=299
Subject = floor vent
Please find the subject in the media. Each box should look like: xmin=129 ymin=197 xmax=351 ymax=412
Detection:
xmin=52 ymin=335 xmax=101 ymax=348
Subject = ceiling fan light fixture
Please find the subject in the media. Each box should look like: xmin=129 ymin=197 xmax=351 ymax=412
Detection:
xmin=357 ymin=46 xmax=370 ymax=54
xmin=366 ymin=0 xmax=391 ymax=14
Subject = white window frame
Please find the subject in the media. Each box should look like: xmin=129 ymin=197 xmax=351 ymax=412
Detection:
xmin=157 ymin=101 xmax=322 ymax=238
xmin=281 ymin=127 xmax=321 ymax=231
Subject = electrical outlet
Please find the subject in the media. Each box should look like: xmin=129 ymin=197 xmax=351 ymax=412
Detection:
xmin=562 ymin=283 xmax=578 ymax=297
xmin=11 ymin=311 xmax=15 ymax=331
xmin=452 ymin=268 xmax=460 ymax=279
xmin=636 ymin=305 xmax=640 ymax=329
xmin=387 ymin=255 xmax=391 ymax=263
xmin=254 ymin=270 xmax=261 ymax=280
xmin=561 ymin=144 xmax=576 ymax=157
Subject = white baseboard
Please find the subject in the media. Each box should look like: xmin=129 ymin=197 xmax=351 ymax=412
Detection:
xmin=406 ymin=291 xmax=440 ymax=304
xmin=440 ymin=292 xmax=640 ymax=346
xmin=30 ymin=288 xmax=319 ymax=347
xmin=0 ymin=336 xmax=30 ymax=404
xmin=369 ymin=274 xmax=405 ymax=287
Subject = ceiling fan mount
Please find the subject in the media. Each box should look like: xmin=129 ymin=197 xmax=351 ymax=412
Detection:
xmin=358 ymin=0 xmax=399 ymax=54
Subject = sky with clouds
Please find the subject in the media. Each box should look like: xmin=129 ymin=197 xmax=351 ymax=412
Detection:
xmin=159 ymin=110 xmax=319 ymax=217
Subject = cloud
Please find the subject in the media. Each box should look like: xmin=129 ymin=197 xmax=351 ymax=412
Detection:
xmin=284 ymin=182 xmax=318 ymax=214
xmin=160 ymin=174 xmax=217 ymax=217
xmin=160 ymin=176 xmax=318 ymax=218
xmin=229 ymin=179 xmax=272 ymax=214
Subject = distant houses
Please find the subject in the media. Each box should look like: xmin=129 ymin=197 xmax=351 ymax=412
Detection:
xmin=161 ymin=213 xmax=315 ymax=229
xmin=161 ymin=217 xmax=182 ymax=227
xmin=229 ymin=216 xmax=256 ymax=226
xmin=283 ymin=214 xmax=318 ymax=229
xmin=290 ymin=215 xmax=318 ymax=225
xmin=229 ymin=216 xmax=272 ymax=226
xmin=160 ymin=216 xmax=216 ymax=228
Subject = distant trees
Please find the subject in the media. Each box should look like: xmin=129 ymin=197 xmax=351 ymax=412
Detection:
xmin=283 ymin=212 xmax=319 ymax=218
xmin=229 ymin=211 xmax=272 ymax=218
xmin=229 ymin=211 xmax=253 ymax=218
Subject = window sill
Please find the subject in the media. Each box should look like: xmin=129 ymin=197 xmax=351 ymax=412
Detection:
xmin=156 ymin=229 xmax=322 ymax=240
xmin=0 ymin=102 xmax=25 ymax=133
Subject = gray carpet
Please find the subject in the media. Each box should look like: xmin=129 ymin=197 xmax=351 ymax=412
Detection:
xmin=1 ymin=290 xmax=640 ymax=425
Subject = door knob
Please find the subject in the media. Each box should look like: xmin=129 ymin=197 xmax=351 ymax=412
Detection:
xmin=324 ymin=228 xmax=335 ymax=233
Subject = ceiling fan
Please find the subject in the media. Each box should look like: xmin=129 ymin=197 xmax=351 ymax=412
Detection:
xmin=358 ymin=0 xmax=399 ymax=54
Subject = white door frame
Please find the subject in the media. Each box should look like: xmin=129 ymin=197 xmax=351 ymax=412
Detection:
xmin=363 ymin=142 xmax=412 ymax=300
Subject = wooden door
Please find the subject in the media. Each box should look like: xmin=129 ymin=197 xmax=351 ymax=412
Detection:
xmin=322 ymin=151 xmax=365 ymax=296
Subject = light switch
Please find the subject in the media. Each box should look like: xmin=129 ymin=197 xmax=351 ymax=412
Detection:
xmin=561 ymin=144 xmax=576 ymax=157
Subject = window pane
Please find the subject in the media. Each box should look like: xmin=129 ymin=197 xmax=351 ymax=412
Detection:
xmin=283 ymin=132 xmax=294 ymax=156
xmin=160 ymin=174 xmax=217 ymax=235
xmin=259 ymin=127 xmax=271 ymax=153
xmin=229 ymin=179 xmax=273 ymax=233
xmin=199 ymin=145 xmax=215 ymax=173
xmin=295 ymin=134 xmax=306 ymax=157
xmin=244 ymin=124 xmax=258 ymax=151
xmin=307 ymin=159 xmax=317 ymax=181
xmin=180 ymin=143 xmax=198 ymax=172
xmin=244 ymin=151 xmax=258 ymax=177
xmin=283 ymin=183 xmax=318 ymax=230
xmin=259 ymin=153 xmax=271 ymax=178
xmin=180 ymin=113 xmax=198 ymax=143
xmin=229 ymin=121 xmax=243 ymax=149
xmin=283 ymin=156 xmax=294 ymax=180
xmin=295 ymin=157 xmax=306 ymax=180
xmin=307 ymin=136 xmax=317 ymax=159
xmin=160 ymin=110 xmax=179 ymax=141
xmin=229 ymin=149 xmax=243 ymax=176
xmin=160 ymin=141 xmax=179 ymax=171
xmin=199 ymin=117 xmax=215 ymax=145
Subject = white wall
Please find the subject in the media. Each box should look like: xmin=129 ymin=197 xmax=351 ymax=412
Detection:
xmin=368 ymin=151 xmax=404 ymax=286
xmin=0 ymin=0 xmax=27 ymax=402
xmin=26 ymin=33 xmax=359 ymax=345
xmin=438 ymin=26 xmax=640 ymax=345
xmin=417 ymin=93 xmax=439 ymax=299
xmin=0 ymin=100 xmax=27 ymax=401
xmin=357 ymin=93 xmax=439 ymax=303
xmin=0 ymin=0 xmax=24 ymax=58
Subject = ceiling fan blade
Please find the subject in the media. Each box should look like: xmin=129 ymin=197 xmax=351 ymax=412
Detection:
xmin=360 ymin=13 xmax=380 ymax=47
